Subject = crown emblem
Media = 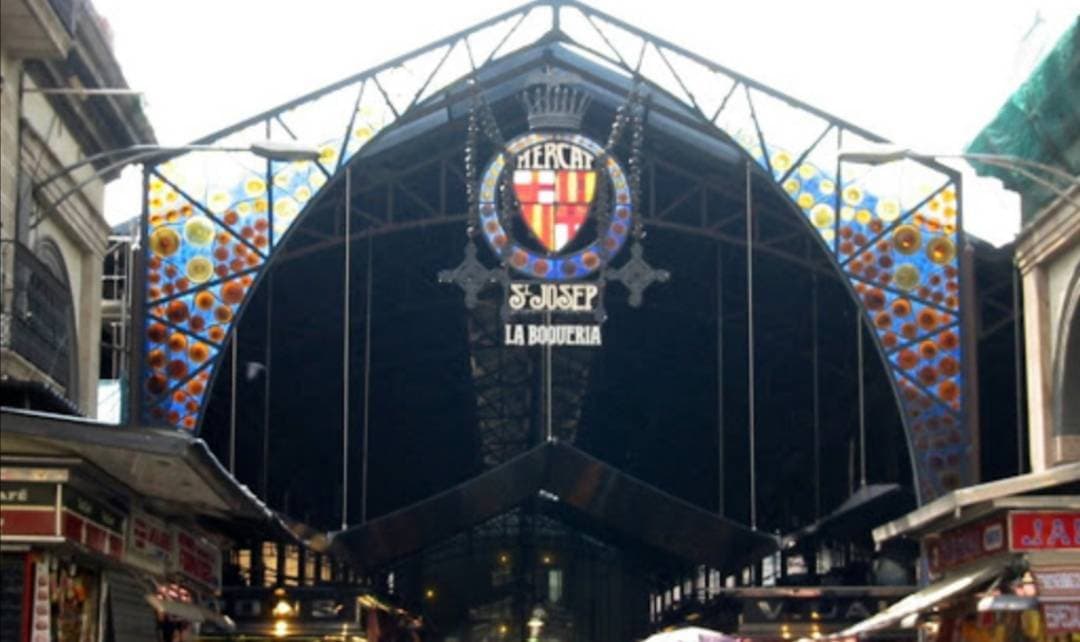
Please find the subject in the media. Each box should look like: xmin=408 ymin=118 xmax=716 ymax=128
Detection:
xmin=521 ymin=68 xmax=591 ymax=130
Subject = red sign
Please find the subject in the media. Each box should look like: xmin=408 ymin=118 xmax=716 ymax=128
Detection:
xmin=1042 ymin=602 xmax=1080 ymax=635
xmin=61 ymin=488 xmax=125 ymax=558
xmin=925 ymin=514 xmax=1007 ymax=578
xmin=174 ymin=530 xmax=221 ymax=591
xmin=127 ymin=511 xmax=173 ymax=573
xmin=0 ymin=482 xmax=58 ymax=538
xmin=1009 ymin=511 xmax=1080 ymax=551
xmin=0 ymin=509 xmax=56 ymax=536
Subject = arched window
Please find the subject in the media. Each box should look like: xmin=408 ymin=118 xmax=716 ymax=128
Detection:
xmin=1054 ymin=266 xmax=1080 ymax=436
xmin=11 ymin=237 xmax=80 ymax=400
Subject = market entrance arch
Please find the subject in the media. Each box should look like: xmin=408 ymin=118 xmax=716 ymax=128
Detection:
xmin=136 ymin=0 xmax=973 ymax=503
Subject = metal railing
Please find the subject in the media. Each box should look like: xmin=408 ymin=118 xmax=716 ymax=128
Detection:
xmin=1 ymin=240 xmax=74 ymax=394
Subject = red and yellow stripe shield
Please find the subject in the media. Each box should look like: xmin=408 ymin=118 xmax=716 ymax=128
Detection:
xmin=512 ymin=169 xmax=597 ymax=253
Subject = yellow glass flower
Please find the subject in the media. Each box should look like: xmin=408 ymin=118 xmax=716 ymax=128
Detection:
xmin=876 ymin=199 xmax=901 ymax=222
xmin=798 ymin=164 xmax=817 ymax=179
xmin=811 ymin=204 xmax=835 ymax=228
xmin=894 ymin=264 xmax=920 ymax=291
xmin=926 ymin=236 xmax=956 ymax=265
xmin=818 ymin=179 xmax=835 ymax=195
xmin=274 ymin=196 xmax=300 ymax=220
xmin=245 ymin=178 xmax=266 ymax=198
xmin=149 ymin=227 xmax=181 ymax=258
xmin=797 ymin=193 xmax=815 ymax=209
xmin=893 ymin=225 xmax=921 ymax=254
xmin=186 ymin=256 xmax=214 ymax=284
xmin=207 ymin=191 xmax=230 ymax=214
xmin=254 ymin=198 xmax=268 ymax=213
xmin=183 ymin=216 xmax=215 ymax=247
xmin=842 ymin=186 xmax=863 ymax=206
xmin=772 ymin=151 xmax=792 ymax=172
xmin=855 ymin=209 xmax=872 ymax=225
xmin=310 ymin=172 xmax=327 ymax=189
xmin=782 ymin=178 xmax=800 ymax=195
xmin=840 ymin=206 xmax=855 ymax=221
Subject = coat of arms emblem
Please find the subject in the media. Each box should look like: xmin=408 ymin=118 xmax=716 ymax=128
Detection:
xmin=440 ymin=69 xmax=668 ymax=346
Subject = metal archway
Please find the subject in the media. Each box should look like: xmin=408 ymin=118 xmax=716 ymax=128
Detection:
xmin=135 ymin=0 xmax=973 ymax=502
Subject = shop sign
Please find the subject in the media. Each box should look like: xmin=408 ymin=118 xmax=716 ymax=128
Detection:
xmin=924 ymin=514 xmax=1007 ymax=578
xmin=126 ymin=510 xmax=174 ymax=574
xmin=0 ymin=482 xmax=58 ymax=537
xmin=440 ymin=69 xmax=667 ymax=347
xmin=1031 ymin=566 xmax=1080 ymax=600
xmin=1042 ymin=602 xmax=1080 ymax=635
xmin=1009 ymin=511 xmax=1080 ymax=551
xmin=173 ymin=529 xmax=221 ymax=592
xmin=61 ymin=487 xmax=125 ymax=559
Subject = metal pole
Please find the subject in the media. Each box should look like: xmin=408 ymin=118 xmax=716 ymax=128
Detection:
xmin=811 ymin=274 xmax=820 ymax=519
xmin=229 ymin=329 xmax=237 ymax=474
xmin=857 ymin=313 xmax=867 ymax=488
xmin=261 ymin=274 xmax=273 ymax=502
xmin=545 ymin=311 xmax=553 ymax=442
xmin=716 ymin=242 xmax=725 ymax=517
xmin=1013 ymin=266 xmax=1025 ymax=474
xmin=745 ymin=160 xmax=756 ymax=530
xmin=342 ymin=167 xmax=352 ymax=531
xmin=360 ymin=234 xmax=373 ymax=524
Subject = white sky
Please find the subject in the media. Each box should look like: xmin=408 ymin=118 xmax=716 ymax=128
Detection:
xmin=94 ymin=0 xmax=1078 ymax=244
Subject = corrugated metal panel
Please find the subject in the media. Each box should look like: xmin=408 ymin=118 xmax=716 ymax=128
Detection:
xmin=105 ymin=572 xmax=159 ymax=642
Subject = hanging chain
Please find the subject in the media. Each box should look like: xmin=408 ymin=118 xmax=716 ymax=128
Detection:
xmin=464 ymin=94 xmax=480 ymax=239
xmin=629 ymin=85 xmax=647 ymax=240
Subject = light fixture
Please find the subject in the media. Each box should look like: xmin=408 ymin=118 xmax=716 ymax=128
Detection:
xmin=838 ymin=144 xmax=1080 ymax=207
xmin=273 ymin=619 xmax=289 ymax=638
xmin=424 ymin=587 xmax=436 ymax=600
xmin=249 ymin=140 xmax=324 ymax=162
xmin=272 ymin=598 xmax=294 ymax=617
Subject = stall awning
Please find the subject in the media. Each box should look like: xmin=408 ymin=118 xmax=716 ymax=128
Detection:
xmin=145 ymin=595 xmax=235 ymax=631
xmin=836 ymin=555 xmax=1024 ymax=637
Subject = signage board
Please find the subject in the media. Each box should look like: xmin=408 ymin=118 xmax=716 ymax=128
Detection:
xmin=1042 ymin=602 xmax=1080 ymax=635
xmin=924 ymin=514 xmax=1007 ymax=578
xmin=0 ymin=482 xmax=58 ymax=538
xmin=1031 ymin=566 xmax=1080 ymax=600
xmin=1009 ymin=511 xmax=1080 ymax=551
xmin=126 ymin=510 xmax=174 ymax=574
xmin=60 ymin=487 xmax=125 ymax=559
xmin=173 ymin=529 xmax=221 ymax=592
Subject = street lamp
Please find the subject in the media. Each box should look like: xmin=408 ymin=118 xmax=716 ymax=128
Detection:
xmin=34 ymin=140 xmax=324 ymax=218
xmin=838 ymin=144 xmax=1080 ymax=209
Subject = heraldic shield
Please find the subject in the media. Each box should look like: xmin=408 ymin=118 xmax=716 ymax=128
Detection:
xmin=513 ymin=168 xmax=597 ymax=253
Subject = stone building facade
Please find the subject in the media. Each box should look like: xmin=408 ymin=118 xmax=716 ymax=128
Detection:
xmin=0 ymin=0 xmax=154 ymax=416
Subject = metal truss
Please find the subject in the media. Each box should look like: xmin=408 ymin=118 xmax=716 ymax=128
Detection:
xmin=139 ymin=0 xmax=971 ymax=503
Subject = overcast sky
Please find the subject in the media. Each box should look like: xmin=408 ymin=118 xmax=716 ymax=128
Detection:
xmin=93 ymin=0 xmax=1078 ymax=243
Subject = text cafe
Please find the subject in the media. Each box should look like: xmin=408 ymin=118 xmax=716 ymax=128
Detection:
xmin=1 ymin=465 xmax=227 ymax=642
